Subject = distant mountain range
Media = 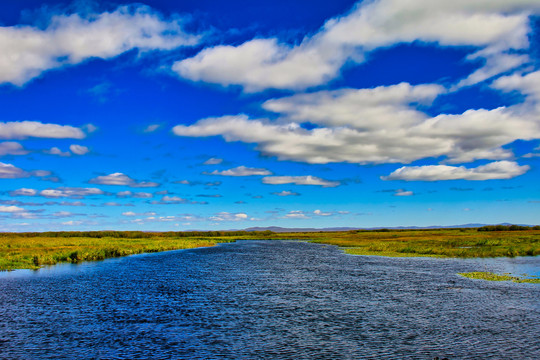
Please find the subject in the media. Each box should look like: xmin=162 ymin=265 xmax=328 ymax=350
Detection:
xmin=242 ymin=223 xmax=536 ymax=232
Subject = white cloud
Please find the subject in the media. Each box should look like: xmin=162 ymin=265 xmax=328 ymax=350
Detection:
xmin=173 ymin=78 xmax=540 ymax=165
xmin=82 ymin=124 xmax=98 ymax=133
xmin=207 ymin=166 xmax=272 ymax=176
xmin=143 ymin=124 xmax=161 ymax=133
xmin=0 ymin=142 xmax=29 ymax=156
xmin=203 ymin=157 xmax=223 ymax=165
xmin=39 ymin=187 xmax=104 ymax=198
xmin=122 ymin=211 xmax=137 ymax=216
xmin=173 ymin=38 xmax=344 ymax=92
xmin=0 ymin=5 xmax=199 ymax=85
xmin=284 ymin=210 xmax=310 ymax=219
xmin=116 ymin=191 xmax=132 ymax=197
xmin=493 ymin=70 xmax=540 ymax=102
xmin=89 ymin=172 xmax=160 ymax=187
xmin=313 ymin=209 xmax=332 ymax=216
xmin=103 ymin=202 xmax=122 ymax=206
xmin=70 ymin=144 xmax=89 ymax=155
xmin=0 ymin=162 xmax=50 ymax=179
xmin=160 ymin=195 xmax=187 ymax=203
xmin=209 ymin=212 xmax=249 ymax=221
xmin=173 ymin=0 xmax=540 ymax=91
xmin=133 ymin=192 xmax=153 ymax=198
xmin=60 ymin=201 xmax=85 ymax=206
xmin=52 ymin=211 xmax=75 ymax=217
xmin=0 ymin=121 xmax=85 ymax=139
xmin=382 ymin=161 xmax=530 ymax=181
xmin=62 ymin=221 xmax=82 ymax=226
xmin=9 ymin=188 xmax=37 ymax=196
xmin=262 ymin=175 xmax=340 ymax=187
xmin=0 ymin=205 xmax=24 ymax=213
xmin=45 ymin=147 xmax=70 ymax=157
xmin=263 ymin=83 xmax=444 ymax=130
xmin=394 ymin=189 xmax=414 ymax=196
xmin=272 ymin=190 xmax=300 ymax=196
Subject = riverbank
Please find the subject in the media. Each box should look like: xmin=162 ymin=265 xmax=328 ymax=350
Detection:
xmin=1 ymin=228 xmax=539 ymax=270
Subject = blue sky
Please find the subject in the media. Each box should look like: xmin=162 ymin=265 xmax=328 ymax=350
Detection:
xmin=1 ymin=0 xmax=540 ymax=231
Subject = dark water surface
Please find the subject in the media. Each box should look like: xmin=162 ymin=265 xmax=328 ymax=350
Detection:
xmin=1 ymin=240 xmax=539 ymax=359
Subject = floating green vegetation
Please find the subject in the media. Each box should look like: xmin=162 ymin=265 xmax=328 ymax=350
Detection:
xmin=458 ymin=271 xmax=540 ymax=284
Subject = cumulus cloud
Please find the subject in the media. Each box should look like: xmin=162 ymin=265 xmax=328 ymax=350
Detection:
xmin=0 ymin=205 xmax=25 ymax=213
xmin=173 ymin=0 xmax=540 ymax=91
xmin=70 ymin=144 xmax=89 ymax=155
xmin=39 ymin=187 xmax=104 ymax=198
xmin=0 ymin=5 xmax=199 ymax=85
xmin=0 ymin=121 xmax=85 ymax=139
xmin=209 ymin=212 xmax=248 ymax=221
xmin=159 ymin=195 xmax=188 ymax=203
xmin=262 ymin=175 xmax=340 ymax=187
xmin=0 ymin=142 xmax=29 ymax=156
xmin=263 ymin=83 xmax=444 ymax=130
xmin=0 ymin=162 xmax=50 ymax=179
xmin=174 ymin=78 xmax=540 ymax=165
xmin=206 ymin=166 xmax=272 ymax=176
xmin=382 ymin=161 xmax=530 ymax=181
xmin=45 ymin=147 xmax=71 ymax=157
xmin=89 ymin=172 xmax=160 ymax=187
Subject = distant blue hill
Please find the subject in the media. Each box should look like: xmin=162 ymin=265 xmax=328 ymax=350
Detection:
xmin=242 ymin=223 xmax=536 ymax=232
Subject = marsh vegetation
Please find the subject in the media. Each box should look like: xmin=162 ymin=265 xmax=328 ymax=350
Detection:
xmin=459 ymin=271 xmax=540 ymax=283
xmin=1 ymin=228 xmax=539 ymax=271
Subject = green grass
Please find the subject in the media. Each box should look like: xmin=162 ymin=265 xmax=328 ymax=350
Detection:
xmin=459 ymin=271 xmax=540 ymax=284
xmin=0 ymin=230 xmax=279 ymax=271
xmin=1 ymin=228 xmax=539 ymax=271
xmin=303 ymin=229 xmax=540 ymax=258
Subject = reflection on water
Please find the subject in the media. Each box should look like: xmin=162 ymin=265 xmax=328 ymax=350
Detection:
xmin=1 ymin=241 xmax=539 ymax=359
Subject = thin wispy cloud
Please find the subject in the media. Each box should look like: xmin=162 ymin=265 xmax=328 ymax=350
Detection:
xmin=206 ymin=166 xmax=272 ymax=176
xmin=262 ymin=175 xmax=340 ymax=187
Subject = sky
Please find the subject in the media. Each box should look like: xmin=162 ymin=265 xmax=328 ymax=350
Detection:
xmin=1 ymin=0 xmax=540 ymax=231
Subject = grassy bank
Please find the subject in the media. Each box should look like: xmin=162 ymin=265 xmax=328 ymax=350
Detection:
xmin=303 ymin=228 xmax=540 ymax=258
xmin=0 ymin=231 xmax=274 ymax=271
xmin=0 ymin=228 xmax=539 ymax=271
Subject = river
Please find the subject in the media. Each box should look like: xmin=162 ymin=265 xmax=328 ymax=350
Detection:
xmin=1 ymin=240 xmax=539 ymax=359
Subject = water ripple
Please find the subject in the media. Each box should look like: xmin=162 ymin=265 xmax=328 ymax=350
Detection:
xmin=1 ymin=240 xmax=539 ymax=359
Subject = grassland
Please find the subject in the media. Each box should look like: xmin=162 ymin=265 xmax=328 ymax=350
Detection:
xmin=303 ymin=228 xmax=540 ymax=258
xmin=0 ymin=227 xmax=539 ymax=271
xmin=0 ymin=231 xmax=275 ymax=271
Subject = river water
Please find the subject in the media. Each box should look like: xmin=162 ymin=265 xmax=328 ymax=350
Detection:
xmin=1 ymin=240 xmax=539 ymax=359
